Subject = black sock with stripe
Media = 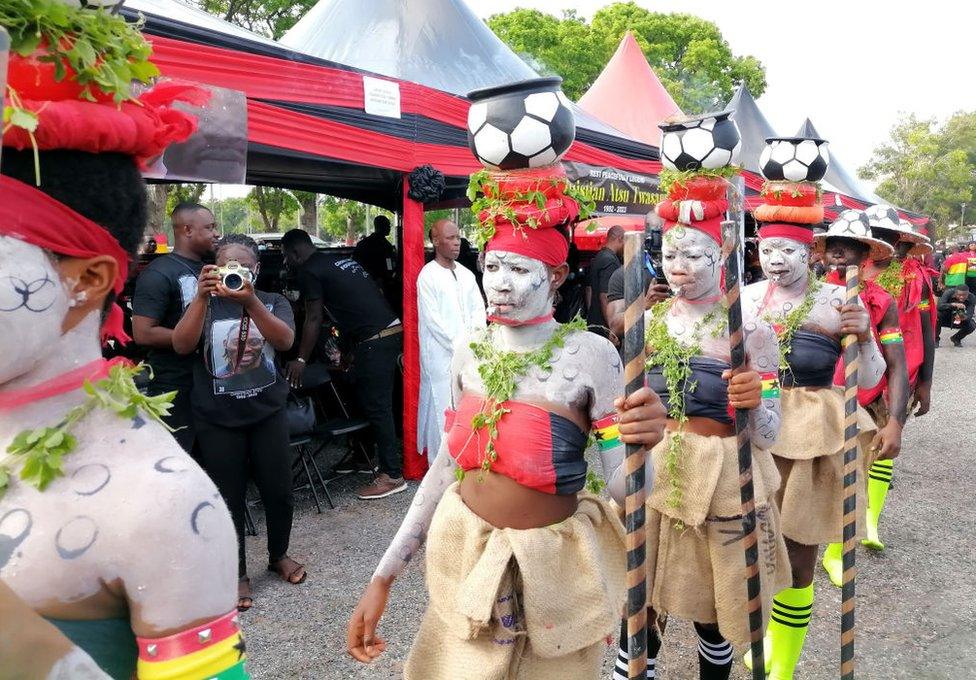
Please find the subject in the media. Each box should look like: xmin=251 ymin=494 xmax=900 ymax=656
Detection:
xmin=693 ymin=622 xmax=732 ymax=680
xmin=615 ymin=617 xmax=662 ymax=679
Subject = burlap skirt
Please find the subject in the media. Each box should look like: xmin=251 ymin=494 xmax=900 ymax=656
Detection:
xmin=405 ymin=483 xmax=626 ymax=680
xmin=645 ymin=432 xmax=792 ymax=648
xmin=772 ymin=387 xmax=877 ymax=546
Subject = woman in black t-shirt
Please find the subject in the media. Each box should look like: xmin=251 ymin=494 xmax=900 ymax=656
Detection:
xmin=173 ymin=234 xmax=304 ymax=610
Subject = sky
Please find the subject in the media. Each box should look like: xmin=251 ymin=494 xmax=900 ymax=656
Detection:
xmin=465 ymin=0 xmax=976 ymax=184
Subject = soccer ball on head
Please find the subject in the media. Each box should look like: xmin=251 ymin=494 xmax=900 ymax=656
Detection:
xmin=863 ymin=204 xmax=902 ymax=232
xmin=467 ymin=78 xmax=575 ymax=171
xmin=830 ymin=209 xmax=872 ymax=238
xmin=760 ymin=137 xmax=830 ymax=183
xmin=659 ymin=111 xmax=742 ymax=172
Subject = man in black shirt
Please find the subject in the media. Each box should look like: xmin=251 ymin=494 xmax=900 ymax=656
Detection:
xmin=131 ymin=202 xmax=218 ymax=452
xmin=281 ymin=229 xmax=406 ymax=500
xmin=586 ymin=225 xmax=624 ymax=339
xmin=353 ymin=215 xmax=397 ymax=290
xmin=937 ymin=285 xmax=976 ymax=346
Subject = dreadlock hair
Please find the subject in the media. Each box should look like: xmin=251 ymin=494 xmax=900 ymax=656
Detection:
xmin=217 ymin=233 xmax=260 ymax=262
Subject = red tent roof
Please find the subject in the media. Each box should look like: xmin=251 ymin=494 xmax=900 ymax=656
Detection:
xmin=578 ymin=32 xmax=682 ymax=147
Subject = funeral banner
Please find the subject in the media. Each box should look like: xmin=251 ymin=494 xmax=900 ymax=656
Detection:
xmin=562 ymin=162 xmax=663 ymax=217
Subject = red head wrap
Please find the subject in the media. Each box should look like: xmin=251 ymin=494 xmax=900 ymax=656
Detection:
xmin=2 ymin=80 xmax=208 ymax=168
xmin=655 ymin=176 xmax=728 ymax=246
xmin=0 ymin=176 xmax=131 ymax=344
xmin=481 ymin=167 xmax=575 ymax=267
xmin=757 ymin=223 xmax=815 ymax=245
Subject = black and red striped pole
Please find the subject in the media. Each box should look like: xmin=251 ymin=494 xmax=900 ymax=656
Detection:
xmin=723 ymin=175 xmax=765 ymax=680
xmin=622 ymin=231 xmax=649 ymax=680
xmin=840 ymin=265 xmax=861 ymax=679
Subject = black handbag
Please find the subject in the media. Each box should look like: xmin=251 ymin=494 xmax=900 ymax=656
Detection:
xmin=285 ymin=393 xmax=317 ymax=436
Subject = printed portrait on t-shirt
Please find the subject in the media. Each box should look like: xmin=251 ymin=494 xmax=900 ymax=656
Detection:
xmin=178 ymin=274 xmax=198 ymax=310
xmin=210 ymin=316 xmax=276 ymax=397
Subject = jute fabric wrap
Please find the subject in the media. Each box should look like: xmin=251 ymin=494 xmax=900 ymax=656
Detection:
xmin=771 ymin=387 xmax=877 ymax=545
xmin=405 ymin=483 xmax=626 ymax=679
xmin=643 ymin=432 xmax=791 ymax=647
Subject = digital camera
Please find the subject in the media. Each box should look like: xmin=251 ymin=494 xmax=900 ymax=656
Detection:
xmin=217 ymin=260 xmax=253 ymax=291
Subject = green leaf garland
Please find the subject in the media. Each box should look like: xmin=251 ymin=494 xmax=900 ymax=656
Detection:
xmin=644 ymin=300 xmax=727 ymax=516
xmin=0 ymin=363 xmax=175 ymax=499
xmin=874 ymin=259 xmax=905 ymax=299
xmin=465 ymin=317 xmax=587 ymax=479
xmin=762 ymin=272 xmax=822 ymax=372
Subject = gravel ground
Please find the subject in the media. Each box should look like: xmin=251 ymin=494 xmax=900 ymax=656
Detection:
xmin=242 ymin=342 xmax=975 ymax=679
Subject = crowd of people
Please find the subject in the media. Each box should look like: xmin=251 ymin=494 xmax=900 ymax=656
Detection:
xmin=0 ymin=6 xmax=959 ymax=679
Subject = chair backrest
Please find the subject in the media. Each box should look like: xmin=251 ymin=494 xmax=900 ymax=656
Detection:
xmin=301 ymin=364 xmax=333 ymax=390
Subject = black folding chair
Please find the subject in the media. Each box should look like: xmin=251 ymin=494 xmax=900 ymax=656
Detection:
xmin=300 ymin=364 xmax=377 ymax=478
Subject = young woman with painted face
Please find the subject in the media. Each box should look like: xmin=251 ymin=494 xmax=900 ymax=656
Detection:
xmin=172 ymin=234 xmax=302 ymax=611
xmin=613 ymin=216 xmax=790 ymax=680
xmin=814 ymin=212 xmax=909 ymax=584
xmin=741 ymin=223 xmax=885 ymax=679
xmin=0 ymin=148 xmax=246 ymax=678
xmin=346 ymin=194 xmax=668 ymax=678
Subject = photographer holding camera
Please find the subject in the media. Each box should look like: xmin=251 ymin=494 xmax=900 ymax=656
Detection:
xmin=172 ymin=234 xmax=304 ymax=611
xmin=606 ymin=211 xmax=671 ymax=341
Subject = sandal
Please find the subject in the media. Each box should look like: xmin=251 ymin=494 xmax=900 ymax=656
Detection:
xmin=237 ymin=576 xmax=253 ymax=612
xmin=268 ymin=556 xmax=307 ymax=585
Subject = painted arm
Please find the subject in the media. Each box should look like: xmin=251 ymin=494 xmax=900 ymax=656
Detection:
xmin=589 ymin=340 xmax=662 ymax=505
xmin=743 ymin=319 xmax=783 ymax=450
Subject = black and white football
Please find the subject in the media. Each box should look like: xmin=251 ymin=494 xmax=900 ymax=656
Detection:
xmin=760 ymin=137 xmax=830 ymax=183
xmin=467 ymin=86 xmax=575 ymax=171
xmin=660 ymin=111 xmax=742 ymax=172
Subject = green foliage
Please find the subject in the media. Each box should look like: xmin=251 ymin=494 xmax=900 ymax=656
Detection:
xmin=761 ymin=272 xmax=821 ymax=372
xmin=875 ymin=260 xmax=905 ymax=299
xmin=198 ymin=0 xmax=315 ymax=39
xmin=0 ymin=0 xmax=159 ymax=102
xmin=658 ymin=166 xmax=738 ymax=195
xmin=487 ymin=3 xmax=766 ymax=112
xmin=861 ymin=113 xmax=976 ymax=238
xmin=248 ymin=186 xmax=299 ymax=232
xmin=644 ymin=299 xmax=726 ymax=513
xmin=1 ymin=364 xmax=174 ymax=499
xmin=468 ymin=318 xmax=587 ymax=477
xmin=165 ymin=183 xmax=207 ymax=215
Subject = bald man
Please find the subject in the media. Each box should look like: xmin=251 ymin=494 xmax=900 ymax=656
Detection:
xmin=416 ymin=219 xmax=486 ymax=464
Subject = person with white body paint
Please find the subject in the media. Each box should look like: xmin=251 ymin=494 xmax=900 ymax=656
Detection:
xmin=0 ymin=7 xmax=247 ymax=677
xmin=346 ymin=166 xmax=668 ymax=679
xmin=417 ymin=218 xmax=486 ymax=464
xmin=741 ymin=206 xmax=884 ymax=680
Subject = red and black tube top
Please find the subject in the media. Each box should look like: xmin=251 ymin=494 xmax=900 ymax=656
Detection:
xmin=446 ymin=393 xmax=589 ymax=495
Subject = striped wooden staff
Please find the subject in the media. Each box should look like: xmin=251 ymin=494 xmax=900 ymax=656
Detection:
xmin=723 ymin=175 xmax=765 ymax=680
xmin=840 ymin=264 xmax=861 ymax=680
xmin=622 ymin=231 xmax=649 ymax=680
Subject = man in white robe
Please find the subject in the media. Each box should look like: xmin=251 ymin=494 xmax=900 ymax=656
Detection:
xmin=417 ymin=219 xmax=486 ymax=464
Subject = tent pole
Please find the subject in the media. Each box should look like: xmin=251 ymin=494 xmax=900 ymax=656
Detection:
xmin=401 ymin=175 xmax=428 ymax=480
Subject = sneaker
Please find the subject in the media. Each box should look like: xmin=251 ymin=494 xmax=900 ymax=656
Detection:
xmin=333 ymin=451 xmax=377 ymax=475
xmin=356 ymin=474 xmax=407 ymax=500
xmin=952 ymin=337 xmax=963 ymax=347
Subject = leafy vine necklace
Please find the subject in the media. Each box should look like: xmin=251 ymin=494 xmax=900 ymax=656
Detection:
xmin=758 ymin=272 xmax=822 ymax=371
xmin=463 ymin=317 xmax=587 ymax=481
xmin=645 ymin=298 xmax=727 ymax=515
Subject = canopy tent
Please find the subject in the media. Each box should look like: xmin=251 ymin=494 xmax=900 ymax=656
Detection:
xmin=279 ymin=0 xmax=650 ymax=160
xmin=126 ymin=0 xmax=661 ymax=477
xmin=577 ymin=32 xmax=683 ymax=147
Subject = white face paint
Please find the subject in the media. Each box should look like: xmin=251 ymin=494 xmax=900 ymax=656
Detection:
xmin=482 ymin=250 xmax=552 ymax=324
xmin=661 ymin=226 xmax=722 ymax=301
xmin=758 ymin=237 xmax=810 ymax=287
xmin=0 ymin=236 xmax=70 ymax=385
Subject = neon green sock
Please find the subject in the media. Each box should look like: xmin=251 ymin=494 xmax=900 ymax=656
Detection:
xmin=863 ymin=459 xmax=894 ymax=551
xmin=820 ymin=542 xmax=843 ymax=588
xmin=767 ymin=584 xmax=814 ymax=680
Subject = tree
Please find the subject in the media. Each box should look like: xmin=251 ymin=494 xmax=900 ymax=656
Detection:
xmin=197 ymin=0 xmax=314 ymax=39
xmin=212 ymin=196 xmax=252 ymax=234
xmin=319 ymin=196 xmax=368 ymax=244
xmin=292 ymin=190 xmax=319 ymax=234
xmin=860 ymin=113 xmax=975 ymax=239
xmin=487 ymin=3 xmax=766 ymax=112
xmin=247 ymin=186 xmax=299 ymax=232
